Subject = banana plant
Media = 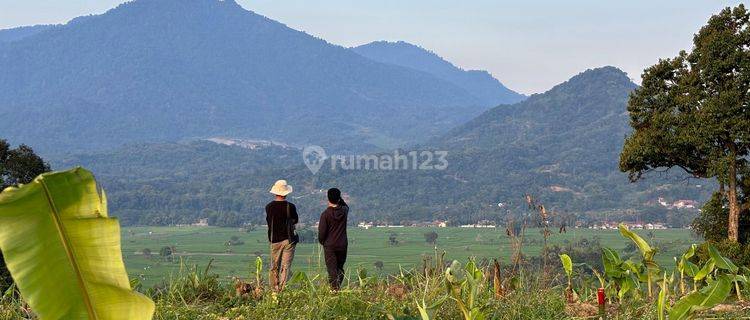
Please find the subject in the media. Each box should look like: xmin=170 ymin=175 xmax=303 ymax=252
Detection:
xmin=559 ymin=254 xmax=575 ymax=303
xmin=357 ymin=267 xmax=376 ymax=288
xmin=669 ymin=274 xmax=732 ymax=320
xmin=0 ymin=167 xmax=155 ymax=319
xmin=707 ymin=245 xmax=743 ymax=301
xmin=415 ymin=277 xmax=448 ymax=320
xmin=289 ymin=271 xmax=319 ymax=296
xmin=445 ymin=260 xmax=486 ymax=320
xmin=675 ymin=244 xmax=698 ymax=295
xmin=601 ymin=247 xmax=640 ymax=302
xmin=619 ymin=223 xmax=659 ymax=298
xmin=252 ymin=256 xmax=263 ymax=288
xmin=657 ymin=271 xmax=669 ymax=320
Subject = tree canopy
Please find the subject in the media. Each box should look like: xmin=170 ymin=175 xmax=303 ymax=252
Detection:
xmin=621 ymin=4 xmax=750 ymax=242
xmin=0 ymin=139 xmax=50 ymax=291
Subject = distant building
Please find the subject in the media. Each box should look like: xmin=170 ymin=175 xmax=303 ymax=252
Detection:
xmin=192 ymin=218 xmax=209 ymax=227
xmin=658 ymin=197 xmax=670 ymax=207
xmin=460 ymin=221 xmax=496 ymax=228
xmin=358 ymin=221 xmax=373 ymax=229
xmin=673 ymin=200 xmax=698 ymax=209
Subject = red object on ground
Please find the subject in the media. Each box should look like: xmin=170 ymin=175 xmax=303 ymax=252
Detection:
xmin=597 ymin=288 xmax=605 ymax=305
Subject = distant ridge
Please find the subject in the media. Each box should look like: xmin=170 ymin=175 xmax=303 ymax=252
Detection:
xmin=353 ymin=40 xmax=526 ymax=106
xmin=53 ymin=66 xmax=710 ymax=225
xmin=0 ymin=0 xmax=487 ymax=154
xmin=0 ymin=25 xmax=54 ymax=43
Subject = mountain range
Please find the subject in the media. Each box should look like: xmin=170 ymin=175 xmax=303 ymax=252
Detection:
xmin=53 ymin=67 xmax=711 ymax=226
xmin=0 ymin=0 xmax=523 ymax=154
xmin=352 ymin=41 xmax=525 ymax=106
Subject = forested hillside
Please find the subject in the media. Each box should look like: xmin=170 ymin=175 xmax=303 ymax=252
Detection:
xmin=54 ymin=67 xmax=710 ymax=226
xmin=0 ymin=0 xmax=493 ymax=154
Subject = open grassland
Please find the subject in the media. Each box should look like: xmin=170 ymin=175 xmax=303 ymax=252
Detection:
xmin=122 ymin=226 xmax=696 ymax=288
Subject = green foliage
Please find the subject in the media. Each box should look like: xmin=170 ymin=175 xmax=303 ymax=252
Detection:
xmin=1 ymin=0 xmax=496 ymax=154
xmin=0 ymin=167 xmax=154 ymax=319
xmin=657 ymin=272 xmax=668 ymax=320
xmin=559 ymin=254 xmax=572 ymax=279
xmin=53 ymin=66 xmax=711 ymax=227
xmin=0 ymin=139 xmax=49 ymax=292
xmin=0 ymin=139 xmax=50 ymax=190
xmin=619 ymin=223 xmax=659 ymax=298
xmin=620 ymin=4 xmax=750 ymax=242
xmin=424 ymin=231 xmax=439 ymax=245
xmin=445 ymin=260 xmax=486 ymax=320
xmin=669 ymin=275 xmax=733 ymax=320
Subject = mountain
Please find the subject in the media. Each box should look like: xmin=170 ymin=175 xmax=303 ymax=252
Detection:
xmin=311 ymin=67 xmax=710 ymax=224
xmin=53 ymin=67 xmax=711 ymax=226
xmin=0 ymin=25 xmax=53 ymax=43
xmin=352 ymin=41 xmax=526 ymax=106
xmin=0 ymin=0 xmax=487 ymax=154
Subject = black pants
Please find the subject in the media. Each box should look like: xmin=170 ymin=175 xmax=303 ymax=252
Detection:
xmin=324 ymin=247 xmax=347 ymax=290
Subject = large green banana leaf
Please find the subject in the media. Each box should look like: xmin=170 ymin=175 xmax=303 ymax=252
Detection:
xmin=0 ymin=167 xmax=154 ymax=320
xmin=669 ymin=275 xmax=732 ymax=320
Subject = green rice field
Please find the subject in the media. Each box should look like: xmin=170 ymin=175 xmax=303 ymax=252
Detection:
xmin=121 ymin=226 xmax=697 ymax=287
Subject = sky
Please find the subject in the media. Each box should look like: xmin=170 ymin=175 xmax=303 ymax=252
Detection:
xmin=0 ymin=0 xmax=743 ymax=94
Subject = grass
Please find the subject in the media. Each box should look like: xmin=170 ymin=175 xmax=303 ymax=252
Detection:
xmin=121 ymin=226 xmax=696 ymax=288
xmin=5 ymin=226 xmax=750 ymax=320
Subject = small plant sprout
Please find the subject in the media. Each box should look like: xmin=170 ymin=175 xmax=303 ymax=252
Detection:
xmin=559 ymin=254 xmax=574 ymax=303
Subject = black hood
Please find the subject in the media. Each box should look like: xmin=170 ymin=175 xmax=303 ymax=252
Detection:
xmin=330 ymin=205 xmax=348 ymax=220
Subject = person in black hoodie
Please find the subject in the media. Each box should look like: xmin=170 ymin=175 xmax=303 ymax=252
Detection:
xmin=318 ymin=188 xmax=348 ymax=290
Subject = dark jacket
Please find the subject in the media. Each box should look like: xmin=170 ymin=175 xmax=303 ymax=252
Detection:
xmin=318 ymin=205 xmax=348 ymax=249
xmin=265 ymin=200 xmax=298 ymax=243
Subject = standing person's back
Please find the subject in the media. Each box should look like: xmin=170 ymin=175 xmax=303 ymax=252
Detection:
xmin=318 ymin=188 xmax=348 ymax=290
xmin=265 ymin=180 xmax=298 ymax=292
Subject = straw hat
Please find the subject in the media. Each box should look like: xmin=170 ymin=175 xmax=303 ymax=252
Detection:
xmin=269 ymin=180 xmax=293 ymax=196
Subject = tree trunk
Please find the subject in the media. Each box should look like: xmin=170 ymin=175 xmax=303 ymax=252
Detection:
xmin=728 ymin=159 xmax=740 ymax=242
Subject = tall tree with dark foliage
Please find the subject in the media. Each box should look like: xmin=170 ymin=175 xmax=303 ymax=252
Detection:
xmin=0 ymin=139 xmax=50 ymax=291
xmin=620 ymin=5 xmax=750 ymax=242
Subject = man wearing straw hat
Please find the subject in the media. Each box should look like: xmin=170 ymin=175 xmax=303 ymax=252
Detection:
xmin=265 ymin=179 xmax=299 ymax=291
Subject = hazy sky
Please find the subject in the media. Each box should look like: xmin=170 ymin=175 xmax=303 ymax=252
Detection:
xmin=0 ymin=0 xmax=743 ymax=94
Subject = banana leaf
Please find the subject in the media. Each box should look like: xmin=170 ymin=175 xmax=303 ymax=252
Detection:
xmin=683 ymin=261 xmax=700 ymax=278
xmin=559 ymin=254 xmax=572 ymax=278
xmin=0 ymin=167 xmax=154 ymax=320
xmin=669 ymin=275 xmax=732 ymax=320
xmin=707 ymin=245 xmax=738 ymax=273
xmin=618 ymin=223 xmax=655 ymax=261
xmin=694 ymin=261 xmax=715 ymax=282
xmin=602 ymin=247 xmax=623 ymax=278
xmin=657 ymin=272 xmax=668 ymax=320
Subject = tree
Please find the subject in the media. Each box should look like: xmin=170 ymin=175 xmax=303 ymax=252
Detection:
xmin=0 ymin=139 xmax=50 ymax=291
xmin=159 ymin=246 xmax=173 ymax=261
xmin=620 ymin=5 xmax=750 ymax=242
xmin=424 ymin=231 xmax=439 ymax=245
xmin=142 ymin=248 xmax=152 ymax=259
xmin=693 ymin=177 xmax=750 ymax=243
xmin=374 ymin=261 xmax=384 ymax=272
xmin=388 ymin=232 xmax=398 ymax=246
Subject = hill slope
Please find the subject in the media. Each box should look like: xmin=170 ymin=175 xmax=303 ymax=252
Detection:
xmin=0 ymin=0 xmax=485 ymax=153
xmin=0 ymin=25 xmax=53 ymax=43
xmin=53 ymin=67 xmax=711 ymax=226
xmin=353 ymin=41 xmax=526 ymax=106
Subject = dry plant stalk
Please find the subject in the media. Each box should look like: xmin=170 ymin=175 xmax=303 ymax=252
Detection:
xmin=493 ymin=259 xmax=504 ymax=298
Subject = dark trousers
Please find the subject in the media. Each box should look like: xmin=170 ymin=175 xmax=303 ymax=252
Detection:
xmin=324 ymin=247 xmax=347 ymax=290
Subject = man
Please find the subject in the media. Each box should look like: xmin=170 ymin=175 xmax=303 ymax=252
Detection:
xmin=318 ymin=188 xmax=348 ymax=290
xmin=265 ymin=179 xmax=298 ymax=291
